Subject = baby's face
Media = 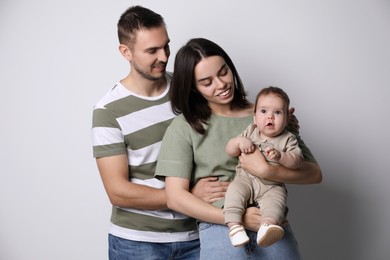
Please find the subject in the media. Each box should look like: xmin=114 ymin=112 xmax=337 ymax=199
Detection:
xmin=254 ymin=93 xmax=287 ymax=138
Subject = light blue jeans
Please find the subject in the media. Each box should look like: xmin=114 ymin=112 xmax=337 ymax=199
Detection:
xmin=108 ymin=234 xmax=200 ymax=260
xmin=198 ymin=222 xmax=302 ymax=260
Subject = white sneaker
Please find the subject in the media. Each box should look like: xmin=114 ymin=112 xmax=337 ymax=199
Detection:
xmin=256 ymin=223 xmax=284 ymax=247
xmin=229 ymin=225 xmax=250 ymax=247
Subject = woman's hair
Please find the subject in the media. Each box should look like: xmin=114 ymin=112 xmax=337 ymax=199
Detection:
xmin=254 ymin=86 xmax=290 ymax=115
xmin=117 ymin=5 xmax=165 ymax=47
xmin=170 ymin=38 xmax=250 ymax=134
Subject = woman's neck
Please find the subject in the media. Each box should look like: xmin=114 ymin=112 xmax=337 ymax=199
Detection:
xmin=211 ymin=103 xmax=254 ymax=117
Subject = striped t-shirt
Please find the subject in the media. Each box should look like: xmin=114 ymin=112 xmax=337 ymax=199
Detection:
xmin=91 ymin=73 xmax=198 ymax=242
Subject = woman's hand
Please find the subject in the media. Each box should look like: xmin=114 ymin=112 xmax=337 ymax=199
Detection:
xmin=242 ymin=206 xmax=261 ymax=232
xmin=191 ymin=177 xmax=230 ymax=204
xmin=239 ymin=149 xmax=272 ymax=179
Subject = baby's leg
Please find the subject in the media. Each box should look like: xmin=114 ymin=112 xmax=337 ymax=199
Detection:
xmin=224 ymin=174 xmax=254 ymax=247
xmin=256 ymin=185 xmax=287 ymax=247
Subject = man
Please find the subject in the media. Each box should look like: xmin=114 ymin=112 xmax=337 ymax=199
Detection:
xmin=91 ymin=6 xmax=228 ymax=259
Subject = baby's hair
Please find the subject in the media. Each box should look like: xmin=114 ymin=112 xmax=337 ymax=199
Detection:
xmin=254 ymin=86 xmax=290 ymax=114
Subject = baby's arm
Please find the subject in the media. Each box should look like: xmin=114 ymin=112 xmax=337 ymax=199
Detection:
xmin=225 ymin=136 xmax=255 ymax=157
xmin=264 ymin=146 xmax=303 ymax=169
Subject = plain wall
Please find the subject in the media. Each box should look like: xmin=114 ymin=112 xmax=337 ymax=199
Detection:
xmin=1 ymin=0 xmax=389 ymax=259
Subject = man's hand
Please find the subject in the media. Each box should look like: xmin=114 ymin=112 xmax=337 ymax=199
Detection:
xmin=191 ymin=177 xmax=230 ymax=204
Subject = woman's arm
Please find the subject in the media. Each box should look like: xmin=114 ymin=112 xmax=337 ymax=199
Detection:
xmin=239 ymin=149 xmax=322 ymax=184
xmin=165 ymin=176 xmax=225 ymax=224
xmin=166 ymin=176 xmax=263 ymax=231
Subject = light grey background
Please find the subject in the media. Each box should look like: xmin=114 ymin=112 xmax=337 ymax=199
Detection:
xmin=1 ymin=0 xmax=389 ymax=259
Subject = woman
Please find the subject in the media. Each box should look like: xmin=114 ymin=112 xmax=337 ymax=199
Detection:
xmin=155 ymin=38 xmax=322 ymax=259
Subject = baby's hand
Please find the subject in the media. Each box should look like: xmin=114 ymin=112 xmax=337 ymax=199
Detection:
xmin=239 ymin=138 xmax=255 ymax=154
xmin=264 ymin=146 xmax=281 ymax=161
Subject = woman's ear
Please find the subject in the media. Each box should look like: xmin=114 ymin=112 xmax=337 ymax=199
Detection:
xmin=119 ymin=44 xmax=132 ymax=61
xmin=287 ymin=107 xmax=300 ymax=133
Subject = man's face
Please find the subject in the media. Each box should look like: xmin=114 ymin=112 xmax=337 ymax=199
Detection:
xmin=130 ymin=26 xmax=170 ymax=81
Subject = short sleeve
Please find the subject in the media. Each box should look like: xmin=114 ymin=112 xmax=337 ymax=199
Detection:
xmin=91 ymin=107 xmax=126 ymax=158
xmin=155 ymin=116 xmax=194 ymax=180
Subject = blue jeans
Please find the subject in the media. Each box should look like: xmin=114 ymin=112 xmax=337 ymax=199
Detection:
xmin=108 ymin=234 xmax=200 ymax=260
xmin=198 ymin=222 xmax=302 ymax=260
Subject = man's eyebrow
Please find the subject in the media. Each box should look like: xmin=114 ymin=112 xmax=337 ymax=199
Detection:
xmin=145 ymin=39 xmax=170 ymax=52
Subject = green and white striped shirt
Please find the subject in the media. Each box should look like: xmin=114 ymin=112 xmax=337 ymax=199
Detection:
xmin=91 ymin=73 xmax=198 ymax=242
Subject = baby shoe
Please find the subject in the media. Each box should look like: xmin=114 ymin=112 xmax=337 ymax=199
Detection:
xmin=229 ymin=225 xmax=250 ymax=247
xmin=256 ymin=223 xmax=284 ymax=247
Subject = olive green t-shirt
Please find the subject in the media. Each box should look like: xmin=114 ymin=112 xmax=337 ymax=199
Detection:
xmin=155 ymin=114 xmax=317 ymax=208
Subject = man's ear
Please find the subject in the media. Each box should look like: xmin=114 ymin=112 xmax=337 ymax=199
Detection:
xmin=119 ymin=44 xmax=132 ymax=61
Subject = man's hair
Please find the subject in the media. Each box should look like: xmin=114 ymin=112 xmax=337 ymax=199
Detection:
xmin=117 ymin=5 xmax=165 ymax=47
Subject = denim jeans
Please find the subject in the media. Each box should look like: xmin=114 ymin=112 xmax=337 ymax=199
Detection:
xmin=108 ymin=234 xmax=200 ymax=260
xmin=198 ymin=222 xmax=302 ymax=260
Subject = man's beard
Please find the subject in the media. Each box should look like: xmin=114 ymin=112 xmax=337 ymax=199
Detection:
xmin=133 ymin=62 xmax=166 ymax=81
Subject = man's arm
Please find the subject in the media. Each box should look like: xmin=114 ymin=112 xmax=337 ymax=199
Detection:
xmin=96 ymin=154 xmax=167 ymax=210
xmin=239 ymin=149 xmax=322 ymax=184
xmin=97 ymin=154 xmax=228 ymax=208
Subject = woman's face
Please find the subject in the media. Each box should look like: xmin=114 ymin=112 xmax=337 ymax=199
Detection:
xmin=194 ymin=55 xmax=234 ymax=111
